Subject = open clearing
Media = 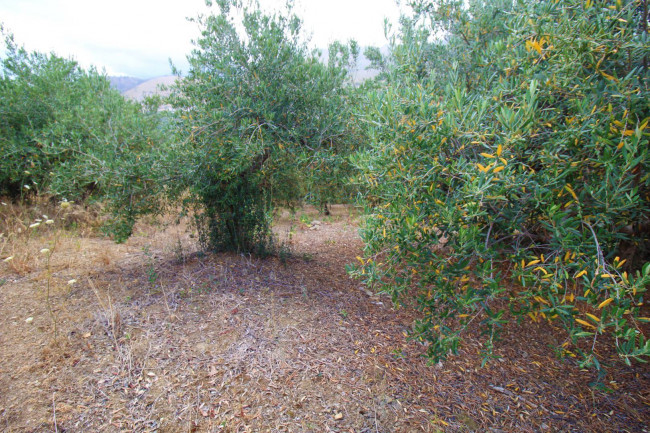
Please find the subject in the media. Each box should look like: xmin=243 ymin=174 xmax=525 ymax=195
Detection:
xmin=1 ymin=204 xmax=648 ymax=432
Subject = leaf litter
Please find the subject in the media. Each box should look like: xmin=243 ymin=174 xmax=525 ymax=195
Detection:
xmin=0 ymin=204 xmax=648 ymax=432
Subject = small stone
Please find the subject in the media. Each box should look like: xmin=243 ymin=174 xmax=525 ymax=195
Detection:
xmin=25 ymin=317 xmax=34 ymax=324
xmin=334 ymin=412 xmax=343 ymax=420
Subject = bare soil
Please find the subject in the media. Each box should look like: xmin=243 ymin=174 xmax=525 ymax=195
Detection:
xmin=0 ymin=204 xmax=648 ymax=432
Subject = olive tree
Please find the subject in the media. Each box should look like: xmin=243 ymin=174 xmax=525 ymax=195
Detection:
xmin=170 ymin=0 xmax=360 ymax=254
xmin=352 ymin=0 xmax=650 ymax=373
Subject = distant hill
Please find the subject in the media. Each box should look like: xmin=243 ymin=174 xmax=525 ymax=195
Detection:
xmin=112 ymin=46 xmax=386 ymax=102
xmin=122 ymin=75 xmax=178 ymax=101
xmin=108 ymin=76 xmax=145 ymax=93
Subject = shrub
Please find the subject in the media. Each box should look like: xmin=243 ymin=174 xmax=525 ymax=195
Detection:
xmin=170 ymin=0 xmax=360 ymax=253
xmin=0 ymin=30 xmax=175 ymax=239
xmin=351 ymin=0 xmax=650 ymax=372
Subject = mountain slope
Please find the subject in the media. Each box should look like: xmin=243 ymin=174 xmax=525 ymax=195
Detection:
xmin=122 ymin=75 xmax=178 ymax=101
xmin=108 ymin=76 xmax=145 ymax=93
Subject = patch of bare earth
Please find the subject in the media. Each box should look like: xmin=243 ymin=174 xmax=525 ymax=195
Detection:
xmin=1 ymin=205 xmax=648 ymax=432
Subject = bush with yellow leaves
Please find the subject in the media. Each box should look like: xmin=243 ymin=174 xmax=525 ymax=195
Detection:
xmin=351 ymin=0 xmax=650 ymax=373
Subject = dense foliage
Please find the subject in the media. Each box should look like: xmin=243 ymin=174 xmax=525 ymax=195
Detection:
xmin=351 ymin=0 xmax=650 ymax=372
xmin=170 ymin=0 xmax=361 ymax=253
xmin=0 ymin=30 xmax=172 ymax=238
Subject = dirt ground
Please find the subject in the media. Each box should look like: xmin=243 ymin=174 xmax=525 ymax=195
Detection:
xmin=1 ymin=204 xmax=649 ymax=432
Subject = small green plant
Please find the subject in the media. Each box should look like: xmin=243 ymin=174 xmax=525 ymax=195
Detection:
xmin=278 ymin=242 xmax=292 ymax=265
xmin=299 ymin=214 xmax=312 ymax=226
xmin=339 ymin=309 xmax=348 ymax=319
xmin=173 ymin=237 xmax=185 ymax=264
xmin=142 ymin=245 xmax=158 ymax=289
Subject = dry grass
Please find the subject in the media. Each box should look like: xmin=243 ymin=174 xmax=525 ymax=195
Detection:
xmin=0 ymin=202 xmax=648 ymax=433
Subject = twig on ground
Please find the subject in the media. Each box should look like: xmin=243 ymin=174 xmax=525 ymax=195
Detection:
xmin=52 ymin=392 xmax=58 ymax=433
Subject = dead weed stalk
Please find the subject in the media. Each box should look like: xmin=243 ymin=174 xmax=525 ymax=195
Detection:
xmin=89 ymin=277 xmax=122 ymax=348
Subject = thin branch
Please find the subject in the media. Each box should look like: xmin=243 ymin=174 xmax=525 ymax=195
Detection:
xmin=583 ymin=222 xmax=605 ymax=273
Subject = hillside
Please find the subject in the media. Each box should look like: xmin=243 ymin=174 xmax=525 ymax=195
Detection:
xmin=108 ymin=76 xmax=145 ymax=93
xmin=122 ymin=75 xmax=178 ymax=101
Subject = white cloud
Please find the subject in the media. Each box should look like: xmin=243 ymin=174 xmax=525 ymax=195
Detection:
xmin=0 ymin=0 xmax=403 ymax=78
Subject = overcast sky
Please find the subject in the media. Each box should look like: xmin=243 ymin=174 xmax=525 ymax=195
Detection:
xmin=0 ymin=0 xmax=403 ymax=78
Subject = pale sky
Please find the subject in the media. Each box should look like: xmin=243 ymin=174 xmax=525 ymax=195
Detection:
xmin=0 ymin=0 xmax=402 ymax=78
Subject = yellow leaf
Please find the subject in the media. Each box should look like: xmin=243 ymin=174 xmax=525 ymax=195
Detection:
xmin=566 ymin=293 xmax=575 ymax=302
xmin=575 ymin=318 xmax=596 ymax=329
xmin=575 ymin=270 xmax=587 ymax=279
xmin=564 ymin=185 xmax=578 ymax=201
xmin=493 ymin=166 xmax=505 ymax=173
xmin=477 ymin=163 xmax=488 ymax=173
xmin=525 ymin=40 xmax=533 ymax=52
xmin=480 ymin=153 xmax=496 ymax=159
xmin=639 ymin=120 xmax=649 ymax=132
xmin=600 ymin=273 xmax=612 ymax=278
xmin=617 ymin=142 xmax=624 ymax=150
xmin=496 ymin=144 xmax=503 ymax=157
xmin=616 ymin=259 xmax=626 ymax=268
xmin=499 ymin=157 xmax=508 ymax=165
xmin=586 ymin=313 xmax=600 ymax=323
xmin=527 ymin=259 xmax=541 ymax=267
xmin=534 ymin=266 xmax=549 ymax=275
xmin=598 ymin=298 xmax=614 ymax=309
xmin=356 ymin=256 xmax=365 ymax=265
xmin=535 ymin=296 xmax=550 ymax=305
xmin=600 ymin=71 xmax=618 ymax=82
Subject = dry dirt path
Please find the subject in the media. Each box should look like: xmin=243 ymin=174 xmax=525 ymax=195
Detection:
xmin=1 ymin=205 xmax=648 ymax=432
